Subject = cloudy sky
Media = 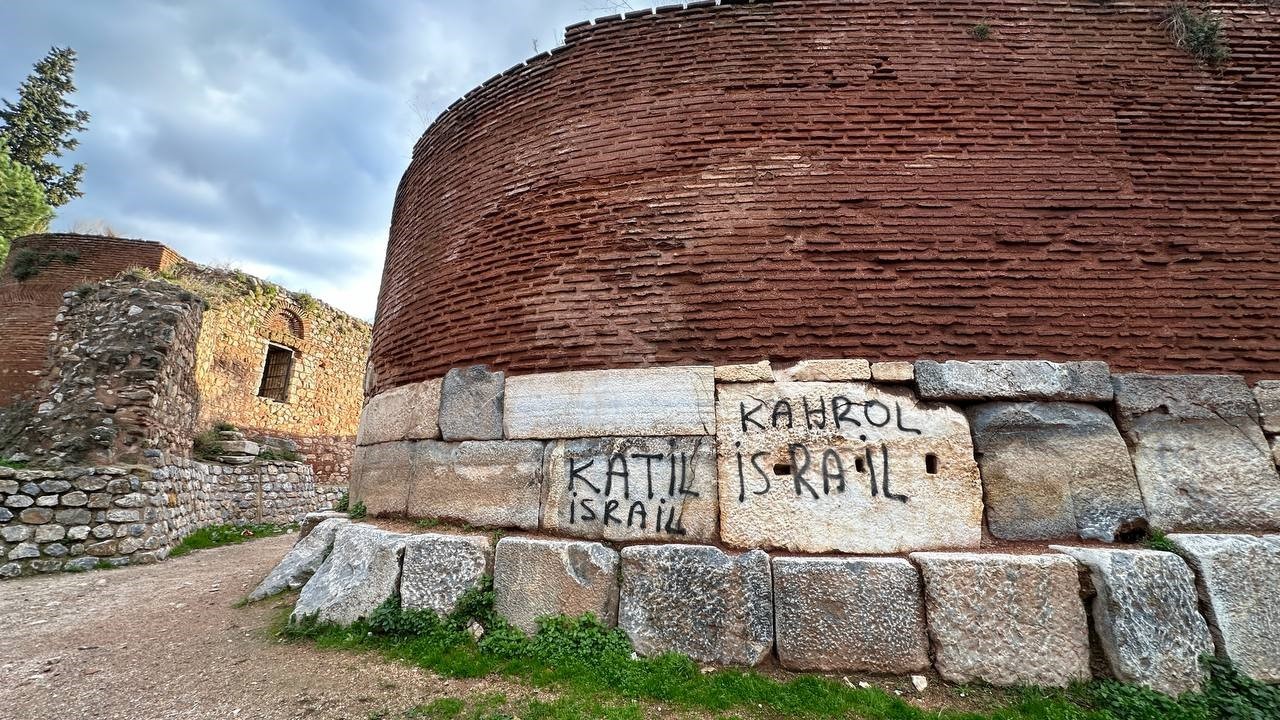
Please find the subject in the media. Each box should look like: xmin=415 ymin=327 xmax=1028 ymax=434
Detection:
xmin=0 ymin=1 xmax=652 ymax=319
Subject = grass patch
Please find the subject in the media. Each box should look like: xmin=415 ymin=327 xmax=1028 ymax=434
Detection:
xmin=258 ymin=446 xmax=302 ymax=462
xmin=1162 ymin=2 xmax=1229 ymax=65
xmin=350 ymin=500 xmax=368 ymax=520
xmin=1145 ymin=528 xmax=1178 ymax=553
xmin=0 ymin=458 xmax=28 ymax=470
xmin=970 ymin=22 xmax=992 ymax=40
xmin=277 ymin=579 xmax=1280 ymax=720
xmin=169 ymin=523 xmax=294 ymax=558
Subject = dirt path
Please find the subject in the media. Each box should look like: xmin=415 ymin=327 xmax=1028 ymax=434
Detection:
xmin=0 ymin=535 xmax=529 ymax=720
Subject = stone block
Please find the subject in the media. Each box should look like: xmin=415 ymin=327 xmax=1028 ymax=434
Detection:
xmin=915 ymin=360 xmax=1113 ymax=402
xmin=1254 ymin=380 xmax=1280 ymax=435
xmin=773 ymin=557 xmax=929 ymax=673
xmin=55 ymin=508 xmax=91 ymax=525
xmin=503 ymin=367 xmax=715 ymax=439
xmin=350 ymin=441 xmax=412 ymax=517
xmin=34 ymin=525 xmax=66 ymax=543
xmin=248 ymin=518 xmax=349 ymax=601
xmin=439 ymin=365 xmax=505 ymax=441
xmin=494 ymin=537 xmax=620 ymax=634
xmin=911 ymin=552 xmax=1090 ymax=687
xmin=300 ymin=510 xmax=348 ymax=539
xmin=1167 ymin=534 xmax=1280 ymax=682
xmin=400 ymin=533 xmax=493 ymax=616
xmin=1113 ymin=374 xmax=1280 ymax=531
xmin=407 ymin=440 xmax=543 ymax=530
xmin=1052 ymin=546 xmax=1213 ymax=695
xmin=967 ymin=403 xmax=1146 ymax=541
xmin=713 ymin=361 xmax=773 ymax=383
xmin=775 ymin=359 xmax=872 ymax=382
xmin=871 ymin=361 xmax=915 ymax=383
xmin=618 ymin=544 xmax=773 ymax=666
xmin=542 ymin=436 xmax=717 ymax=542
xmin=292 ymin=524 xmax=407 ymax=626
xmin=716 ymin=382 xmax=982 ymax=553
xmin=356 ymin=378 xmax=442 ymax=446
xmin=1 ymin=526 xmax=32 ymax=542
xmin=19 ymin=507 xmax=52 ymax=524
xmin=3 ymin=494 xmax=32 ymax=508
xmin=218 ymin=440 xmax=260 ymax=456
xmin=7 ymin=543 xmax=39 ymax=560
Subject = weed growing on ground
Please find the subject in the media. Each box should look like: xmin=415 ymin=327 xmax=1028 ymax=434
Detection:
xmin=335 ymin=491 xmax=350 ymax=513
xmin=257 ymin=446 xmax=302 ymax=462
xmin=169 ymin=522 xmax=294 ymax=558
xmin=349 ymin=501 xmax=368 ymax=520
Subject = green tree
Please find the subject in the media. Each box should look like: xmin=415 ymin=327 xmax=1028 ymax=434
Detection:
xmin=0 ymin=47 xmax=90 ymax=207
xmin=0 ymin=145 xmax=54 ymax=267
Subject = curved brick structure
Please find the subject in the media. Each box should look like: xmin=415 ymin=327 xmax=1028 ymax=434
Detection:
xmin=372 ymin=0 xmax=1280 ymax=393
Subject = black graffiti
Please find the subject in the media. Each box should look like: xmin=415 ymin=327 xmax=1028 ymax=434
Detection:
xmin=734 ymin=442 xmax=910 ymax=504
xmin=739 ymin=395 xmax=923 ymax=435
xmin=565 ymin=443 xmax=701 ymax=535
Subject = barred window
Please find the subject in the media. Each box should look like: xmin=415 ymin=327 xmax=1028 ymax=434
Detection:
xmin=257 ymin=343 xmax=294 ymax=402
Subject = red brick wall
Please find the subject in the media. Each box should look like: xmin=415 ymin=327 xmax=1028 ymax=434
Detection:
xmin=0 ymin=234 xmax=184 ymax=403
xmin=370 ymin=0 xmax=1280 ymax=393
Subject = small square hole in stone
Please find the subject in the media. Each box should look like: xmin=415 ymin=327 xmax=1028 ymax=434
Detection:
xmin=925 ymin=453 xmax=939 ymax=474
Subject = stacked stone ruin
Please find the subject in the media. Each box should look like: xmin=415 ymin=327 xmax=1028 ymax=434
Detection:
xmin=262 ymin=359 xmax=1280 ymax=694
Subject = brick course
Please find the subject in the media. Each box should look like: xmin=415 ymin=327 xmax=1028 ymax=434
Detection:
xmin=370 ymin=0 xmax=1280 ymax=392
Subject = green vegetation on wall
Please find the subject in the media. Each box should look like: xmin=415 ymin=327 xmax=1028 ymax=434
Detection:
xmin=1162 ymin=3 xmax=1230 ymax=66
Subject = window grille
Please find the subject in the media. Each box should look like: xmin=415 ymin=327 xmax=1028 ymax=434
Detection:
xmin=257 ymin=344 xmax=294 ymax=402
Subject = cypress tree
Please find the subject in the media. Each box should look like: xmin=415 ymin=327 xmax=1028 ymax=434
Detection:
xmin=0 ymin=47 xmax=91 ymax=207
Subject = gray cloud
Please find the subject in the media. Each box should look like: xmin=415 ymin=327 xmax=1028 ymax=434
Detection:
xmin=0 ymin=0 xmax=648 ymax=318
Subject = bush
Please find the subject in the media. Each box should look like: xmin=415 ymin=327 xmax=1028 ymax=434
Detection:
xmin=970 ymin=22 xmax=992 ymax=40
xmin=1162 ymin=3 xmax=1229 ymax=65
xmin=349 ymin=500 xmax=367 ymax=520
xmin=9 ymin=247 xmax=77 ymax=281
xmin=334 ymin=491 xmax=349 ymax=513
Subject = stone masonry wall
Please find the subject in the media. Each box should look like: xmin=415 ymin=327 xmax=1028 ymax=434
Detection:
xmin=0 ymin=457 xmax=343 ymax=578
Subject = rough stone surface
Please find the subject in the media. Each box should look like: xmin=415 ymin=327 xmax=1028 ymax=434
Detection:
xmin=1113 ymin=374 xmax=1280 ymax=531
xmin=619 ymin=544 xmax=773 ymax=666
xmin=1052 ymin=546 xmax=1213 ymax=695
xmin=542 ymin=436 xmax=717 ymax=542
xmin=350 ymin=441 xmax=412 ymax=517
xmin=775 ymin=359 xmax=871 ymax=382
xmin=292 ymin=524 xmax=407 ymax=626
xmin=1254 ymin=381 xmax=1280 ymax=435
xmin=1167 ymin=533 xmax=1280 ymax=682
xmin=494 ymin=536 xmax=620 ymax=634
xmin=967 ymin=402 xmax=1146 ymax=541
xmin=248 ymin=518 xmax=350 ymax=601
xmin=300 ymin=510 xmax=349 ymax=539
xmin=400 ymin=533 xmax=493 ymax=616
xmin=713 ymin=361 xmax=773 ymax=383
xmin=773 ymin=557 xmax=929 ymax=673
xmin=911 ymin=552 xmax=1090 ymax=687
xmin=915 ymin=360 xmax=1113 ymax=402
xmin=439 ymin=365 xmax=505 ymax=441
xmin=716 ymin=382 xmax=982 ymax=553
xmin=503 ymin=367 xmax=715 ymax=439
xmin=407 ymin=440 xmax=544 ymax=529
xmin=871 ymin=361 xmax=915 ymax=383
xmin=356 ymin=379 xmax=442 ymax=446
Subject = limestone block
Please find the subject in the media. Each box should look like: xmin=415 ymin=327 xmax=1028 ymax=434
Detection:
xmin=542 ymin=436 xmax=717 ymax=542
xmin=439 ymin=365 xmax=505 ymax=441
xmin=218 ymin=440 xmax=260 ymax=456
xmin=400 ymin=533 xmax=493 ymax=616
xmin=503 ymin=367 xmax=715 ymax=439
xmin=1254 ymin=380 xmax=1280 ymax=435
xmin=1052 ymin=546 xmax=1213 ymax=695
xmin=618 ymin=544 xmax=773 ymax=666
xmin=1167 ymin=534 xmax=1280 ymax=682
xmin=19 ymin=507 xmax=53 ymax=524
xmin=871 ymin=361 xmax=915 ymax=383
xmin=714 ymin=361 xmax=773 ymax=383
xmin=911 ymin=552 xmax=1090 ymax=687
xmin=300 ymin=510 xmax=348 ymax=538
xmin=967 ymin=403 xmax=1146 ymax=541
xmin=915 ymin=360 xmax=1113 ymax=402
xmin=494 ymin=536 xmax=620 ymax=634
xmin=247 ymin=518 xmax=349 ymax=601
xmin=1112 ymin=374 xmax=1280 ymax=531
xmin=407 ymin=440 xmax=543 ymax=530
xmin=350 ymin=441 xmax=412 ymax=517
xmin=773 ymin=557 xmax=929 ymax=673
xmin=775 ymin=359 xmax=872 ymax=382
xmin=356 ymin=379 xmax=442 ymax=446
xmin=292 ymin=524 xmax=406 ymax=626
xmin=716 ymin=382 xmax=982 ymax=553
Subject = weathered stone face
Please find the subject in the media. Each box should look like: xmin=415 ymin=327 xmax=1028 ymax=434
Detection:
xmin=248 ymin=517 xmax=349 ymax=601
xmin=400 ymin=533 xmax=493 ymax=616
xmin=292 ymin=524 xmax=406 ymax=626
xmin=503 ymin=367 xmax=715 ymax=439
xmin=1113 ymin=374 xmax=1280 ymax=531
xmin=716 ymin=382 xmax=982 ymax=554
xmin=439 ymin=365 xmax=505 ymax=441
xmin=773 ymin=557 xmax=929 ymax=673
xmin=1052 ymin=546 xmax=1213 ymax=695
xmin=911 ymin=552 xmax=1091 ymax=687
xmin=915 ymin=360 xmax=1113 ymax=402
xmin=356 ymin=379 xmax=442 ymax=446
xmin=618 ymin=544 xmax=773 ymax=666
xmin=1254 ymin=381 xmax=1280 ymax=435
xmin=870 ymin=361 xmax=914 ymax=383
xmin=967 ymin=402 xmax=1146 ymax=541
xmin=407 ymin=441 xmax=544 ymax=530
xmin=542 ymin=436 xmax=717 ymax=542
xmin=775 ymin=359 xmax=871 ymax=382
xmin=350 ymin=441 xmax=412 ymax=517
xmin=713 ymin=361 xmax=772 ymax=383
xmin=1168 ymin=533 xmax=1280 ymax=683
xmin=494 ymin=537 xmax=620 ymax=634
